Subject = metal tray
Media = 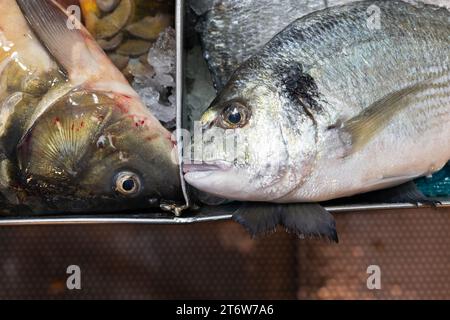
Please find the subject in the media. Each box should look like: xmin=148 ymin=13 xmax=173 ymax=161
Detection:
xmin=0 ymin=0 xmax=448 ymax=226
xmin=0 ymin=201 xmax=448 ymax=226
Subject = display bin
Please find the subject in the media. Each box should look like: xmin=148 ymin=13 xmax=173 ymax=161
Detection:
xmin=0 ymin=0 xmax=449 ymax=301
xmin=0 ymin=0 xmax=448 ymax=226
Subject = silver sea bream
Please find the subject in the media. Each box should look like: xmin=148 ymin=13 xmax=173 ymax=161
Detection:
xmin=185 ymin=0 xmax=450 ymax=204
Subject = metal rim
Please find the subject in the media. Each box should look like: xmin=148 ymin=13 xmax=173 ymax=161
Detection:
xmin=0 ymin=201 xmax=448 ymax=226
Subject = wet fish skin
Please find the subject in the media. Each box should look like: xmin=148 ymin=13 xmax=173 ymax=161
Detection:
xmin=194 ymin=0 xmax=335 ymax=89
xmin=0 ymin=0 xmax=181 ymax=213
xmin=194 ymin=0 xmax=450 ymax=90
xmin=185 ymin=0 xmax=450 ymax=203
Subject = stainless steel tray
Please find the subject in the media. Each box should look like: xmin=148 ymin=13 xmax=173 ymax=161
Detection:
xmin=0 ymin=201 xmax=449 ymax=226
xmin=0 ymin=0 xmax=448 ymax=226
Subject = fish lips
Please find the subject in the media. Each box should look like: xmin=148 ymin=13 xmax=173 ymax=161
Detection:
xmin=183 ymin=161 xmax=234 ymax=184
xmin=183 ymin=160 xmax=233 ymax=174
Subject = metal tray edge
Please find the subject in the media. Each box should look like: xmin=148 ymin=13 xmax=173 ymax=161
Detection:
xmin=0 ymin=201 xmax=448 ymax=226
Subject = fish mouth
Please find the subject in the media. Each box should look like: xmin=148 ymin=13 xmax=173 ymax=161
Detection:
xmin=183 ymin=161 xmax=233 ymax=173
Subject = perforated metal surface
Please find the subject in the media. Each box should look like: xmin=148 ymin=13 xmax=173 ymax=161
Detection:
xmin=0 ymin=222 xmax=297 ymax=299
xmin=0 ymin=208 xmax=449 ymax=299
xmin=298 ymin=207 xmax=450 ymax=299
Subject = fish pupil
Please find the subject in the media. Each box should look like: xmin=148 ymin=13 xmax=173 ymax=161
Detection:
xmin=122 ymin=179 xmax=135 ymax=192
xmin=228 ymin=109 xmax=241 ymax=124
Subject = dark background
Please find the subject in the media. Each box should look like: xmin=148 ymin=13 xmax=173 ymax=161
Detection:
xmin=3 ymin=0 xmax=449 ymax=300
xmin=0 ymin=207 xmax=448 ymax=299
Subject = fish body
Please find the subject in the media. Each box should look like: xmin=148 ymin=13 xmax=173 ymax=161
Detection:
xmin=185 ymin=0 xmax=450 ymax=203
xmin=194 ymin=0 xmax=450 ymax=90
xmin=0 ymin=0 xmax=181 ymax=214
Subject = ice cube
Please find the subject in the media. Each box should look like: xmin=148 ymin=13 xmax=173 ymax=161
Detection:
xmin=131 ymin=27 xmax=177 ymax=126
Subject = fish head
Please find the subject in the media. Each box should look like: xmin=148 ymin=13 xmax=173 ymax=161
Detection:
xmin=184 ymin=69 xmax=318 ymax=201
xmin=17 ymin=90 xmax=181 ymax=212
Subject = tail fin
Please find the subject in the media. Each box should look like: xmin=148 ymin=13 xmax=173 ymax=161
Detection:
xmin=232 ymin=202 xmax=338 ymax=242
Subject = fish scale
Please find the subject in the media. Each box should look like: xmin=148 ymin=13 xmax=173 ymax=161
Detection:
xmin=185 ymin=0 xmax=450 ymax=205
xmin=0 ymin=0 xmax=182 ymax=214
xmin=194 ymin=0 xmax=450 ymax=90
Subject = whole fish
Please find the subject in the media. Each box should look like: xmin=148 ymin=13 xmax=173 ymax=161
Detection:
xmin=193 ymin=0 xmax=450 ymax=90
xmin=185 ymin=0 xmax=450 ymax=239
xmin=0 ymin=0 xmax=181 ymax=214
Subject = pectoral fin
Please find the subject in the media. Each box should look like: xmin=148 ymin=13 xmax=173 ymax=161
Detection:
xmin=336 ymin=83 xmax=426 ymax=155
xmin=16 ymin=0 xmax=128 ymax=86
xmin=232 ymin=202 xmax=338 ymax=242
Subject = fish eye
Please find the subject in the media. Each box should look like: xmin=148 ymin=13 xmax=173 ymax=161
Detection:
xmin=220 ymin=102 xmax=250 ymax=129
xmin=115 ymin=171 xmax=142 ymax=197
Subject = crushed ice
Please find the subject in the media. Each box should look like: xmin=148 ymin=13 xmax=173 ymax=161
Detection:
xmin=131 ymin=27 xmax=176 ymax=128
